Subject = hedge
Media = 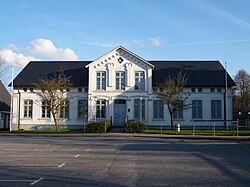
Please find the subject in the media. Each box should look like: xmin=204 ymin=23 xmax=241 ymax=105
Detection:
xmin=87 ymin=120 xmax=111 ymax=133
xmin=125 ymin=120 xmax=145 ymax=133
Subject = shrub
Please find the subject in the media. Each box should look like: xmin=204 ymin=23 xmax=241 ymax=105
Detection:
xmin=125 ymin=120 xmax=145 ymax=133
xmin=87 ymin=120 xmax=111 ymax=133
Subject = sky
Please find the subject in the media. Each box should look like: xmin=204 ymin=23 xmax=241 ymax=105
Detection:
xmin=0 ymin=0 xmax=250 ymax=87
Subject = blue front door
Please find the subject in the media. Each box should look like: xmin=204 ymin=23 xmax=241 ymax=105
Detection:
xmin=114 ymin=99 xmax=126 ymax=126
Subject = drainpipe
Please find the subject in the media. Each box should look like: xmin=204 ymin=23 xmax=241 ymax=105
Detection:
xmin=18 ymin=87 xmax=21 ymax=130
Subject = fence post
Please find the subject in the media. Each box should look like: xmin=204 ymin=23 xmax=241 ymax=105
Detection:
xmin=161 ymin=124 xmax=162 ymax=134
xmin=237 ymin=119 xmax=239 ymax=137
xmin=213 ymin=122 xmax=215 ymax=136
xmin=193 ymin=122 xmax=195 ymax=136
xmin=104 ymin=119 xmax=106 ymax=133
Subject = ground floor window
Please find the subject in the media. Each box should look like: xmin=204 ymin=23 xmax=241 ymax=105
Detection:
xmin=134 ymin=99 xmax=145 ymax=120
xmin=173 ymin=109 xmax=183 ymax=119
xmin=211 ymin=100 xmax=222 ymax=119
xmin=60 ymin=100 xmax=69 ymax=118
xmin=78 ymin=100 xmax=88 ymax=119
xmin=192 ymin=100 xmax=202 ymax=119
xmin=96 ymin=100 xmax=106 ymax=119
xmin=42 ymin=101 xmax=51 ymax=118
xmin=153 ymin=100 xmax=163 ymax=119
xmin=24 ymin=100 xmax=33 ymax=118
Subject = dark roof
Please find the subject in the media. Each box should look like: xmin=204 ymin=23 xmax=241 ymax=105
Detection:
xmin=0 ymin=101 xmax=10 ymax=112
xmin=12 ymin=60 xmax=235 ymax=88
xmin=12 ymin=61 xmax=90 ymax=87
xmin=0 ymin=81 xmax=11 ymax=106
xmin=149 ymin=61 xmax=236 ymax=87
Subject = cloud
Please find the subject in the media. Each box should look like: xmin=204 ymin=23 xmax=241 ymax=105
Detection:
xmin=133 ymin=36 xmax=163 ymax=47
xmin=79 ymin=41 xmax=115 ymax=48
xmin=180 ymin=0 xmax=250 ymax=31
xmin=149 ymin=36 xmax=162 ymax=46
xmin=29 ymin=38 xmax=79 ymax=60
xmin=0 ymin=38 xmax=79 ymax=68
xmin=133 ymin=40 xmax=145 ymax=46
xmin=0 ymin=49 xmax=40 ymax=67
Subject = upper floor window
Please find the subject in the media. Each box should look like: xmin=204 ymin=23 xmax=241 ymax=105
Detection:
xmin=198 ymin=88 xmax=202 ymax=92
xmin=78 ymin=100 xmax=88 ymax=119
xmin=42 ymin=101 xmax=50 ymax=118
xmin=192 ymin=100 xmax=202 ymax=119
xmin=134 ymin=99 xmax=145 ymax=120
xmin=211 ymin=100 xmax=222 ymax=119
xmin=60 ymin=100 xmax=69 ymax=118
xmin=96 ymin=71 xmax=106 ymax=90
xmin=153 ymin=100 xmax=164 ymax=119
xmin=96 ymin=100 xmax=106 ymax=119
xmin=116 ymin=71 xmax=125 ymax=90
xmin=24 ymin=100 xmax=33 ymax=118
xmin=135 ymin=71 xmax=145 ymax=91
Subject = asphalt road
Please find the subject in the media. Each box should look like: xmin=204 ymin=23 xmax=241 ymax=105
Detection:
xmin=0 ymin=135 xmax=249 ymax=187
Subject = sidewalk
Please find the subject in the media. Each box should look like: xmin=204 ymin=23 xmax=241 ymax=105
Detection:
xmin=1 ymin=132 xmax=250 ymax=140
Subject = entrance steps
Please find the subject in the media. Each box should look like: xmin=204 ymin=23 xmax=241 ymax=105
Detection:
xmin=108 ymin=126 xmax=125 ymax=133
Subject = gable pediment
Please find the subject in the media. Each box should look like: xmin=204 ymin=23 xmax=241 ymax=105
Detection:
xmin=85 ymin=46 xmax=154 ymax=70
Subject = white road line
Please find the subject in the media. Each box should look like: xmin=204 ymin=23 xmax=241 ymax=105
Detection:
xmin=0 ymin=179 xmax=33 ymax=182
xmin=58 ymin=163 xmax=65 ymax=168
xmin=30 ymin=178 xmax=44 ymax=185
xmin=86 ymin=149 xmax=90 ymax=151
xmin=75 ymin=154 xmax=80 ymax=158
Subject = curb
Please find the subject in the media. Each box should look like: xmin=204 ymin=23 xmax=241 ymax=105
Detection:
xmin=1 ymin=132 xmax=250 ymax=140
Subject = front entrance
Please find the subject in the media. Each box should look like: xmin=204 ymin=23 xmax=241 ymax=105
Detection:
xmin=113 ymin=99 xmax=127 ymax=127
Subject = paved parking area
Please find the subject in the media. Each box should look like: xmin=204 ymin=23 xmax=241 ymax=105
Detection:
xmin=0 ymin=135 xmax=249 ymax=186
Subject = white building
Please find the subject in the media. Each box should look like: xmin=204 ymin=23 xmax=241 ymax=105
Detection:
xmin=11 ymin=46 xmax=235 ymax=130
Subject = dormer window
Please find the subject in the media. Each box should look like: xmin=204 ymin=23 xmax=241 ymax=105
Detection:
xmin=96 ymin=71 xmax=106 ymax=90
xmin=135 ymin=71 xmax=145 ymax=91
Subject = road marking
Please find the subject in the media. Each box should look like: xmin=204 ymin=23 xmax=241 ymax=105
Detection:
xmin=0 ymin=179 xmax=33 ymax=182
xmin=58 ymin=163 xmax=65 ymax=168
xmin=86 ymin=149 xmax=90 ymax=151
xmin=75 ymin=154 xmax=80 ymax=158
xmin=30 ymin=178 xmax=44 ymax=185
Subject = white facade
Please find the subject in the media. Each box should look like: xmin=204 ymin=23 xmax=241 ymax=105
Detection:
xmin=11 ymin=47 xmax=233 ymax=130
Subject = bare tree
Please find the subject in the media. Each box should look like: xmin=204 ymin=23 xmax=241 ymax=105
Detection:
xmin=35 ymin=69 xmax=71 ymax=131
xmin=233 ymin=69 xmax=250 ymax=109
xmin=0 ymin=52 xmax=10 ymax=84
xmin=154 ymin=71 xmax=190 ymax=130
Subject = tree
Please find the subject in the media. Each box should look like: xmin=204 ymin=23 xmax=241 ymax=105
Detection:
xmin=35 ymin=69 xmax=71 ymax=131
xmin=0 ymin=52 xmax=10 ymax=84
xmin=154 ymin=71 xmax=190 ymax=130
xmin=233 ymin=69 xmax=250 ymax=109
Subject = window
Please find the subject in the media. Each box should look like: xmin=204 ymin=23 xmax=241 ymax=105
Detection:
xmin=191 ymin=88 xmax=196 ymax=92
xmin=78 ymin=100 xmax=88 ymax=119
xmin=134 ymin=99 xmax=145 ymax=120
xmin=153 ymin=100 xmax=163 ymax=119
xmin=198 ymin=88 xmax=202 ymax=92
xmin=173 ymin=109 xmax=183 ymax=119
xmin=116 ymin=71 xmax=125 ymax=90
xmin=60 ymin=100 xmax=69 ymax=118
xmin=96 ymin=71 xmax=106 ymax=90
xmin=96 ymin=100 xmax=106 ymax=119
xmin=192 ymin=100 xmax=202 ymax=119
xmin=217 ymin=88 xmax=221 ymax=92
xmin=42 ymin=101 xmax=50 ymax=118
xmin=24 ymin=100 xmax=33 ymax=118
xmin=135 ymin=71 xmax=145 ymax=90
xmin=211 ymin=100 xmax=222 ymax=119
xmin=210 ymin=88 xmax=215 ymax=92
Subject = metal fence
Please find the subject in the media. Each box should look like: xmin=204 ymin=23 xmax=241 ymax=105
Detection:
xmin=192 ymin=120 xmax=250 ymax=136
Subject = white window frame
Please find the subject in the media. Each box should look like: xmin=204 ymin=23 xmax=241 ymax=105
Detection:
xmin=135 ymin=71 xmax=145 ymax=91
xmin=24 ymin=100 xmax=33 ymax=118
xmin=116 ymin=71 xmax=125 ymax=90
xmin=96 ymin=71 xmax=106 ymax=90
